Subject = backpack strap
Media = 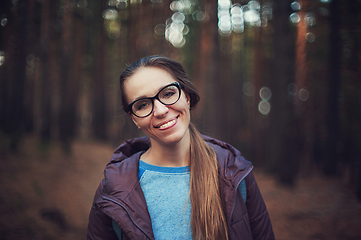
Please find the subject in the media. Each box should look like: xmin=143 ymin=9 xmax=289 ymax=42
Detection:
xmin=112 ymin=219 xmax=122 ymax=240
xmin=238 ymin=179 xmax=247 ymax=204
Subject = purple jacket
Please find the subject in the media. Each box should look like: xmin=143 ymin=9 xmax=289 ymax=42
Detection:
xmin=87 ymin=136 xmax=275 ymax=240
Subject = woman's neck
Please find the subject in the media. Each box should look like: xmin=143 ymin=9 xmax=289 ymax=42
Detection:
xmin=141 ymin=131 xmax=191 ymax=167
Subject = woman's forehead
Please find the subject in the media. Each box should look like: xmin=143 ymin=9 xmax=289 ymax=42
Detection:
xmin=124 ymin=67 xmax=177 ymax=102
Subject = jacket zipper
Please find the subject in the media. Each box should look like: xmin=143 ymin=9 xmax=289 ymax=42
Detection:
xmin=228 ymin=165 xmax=254 ymax=229
xmin=101 ymin=195 xmax=152 ymax=239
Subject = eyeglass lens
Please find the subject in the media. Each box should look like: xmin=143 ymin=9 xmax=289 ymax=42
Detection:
xmin=132 ymin=84 xmax=180 ymax=117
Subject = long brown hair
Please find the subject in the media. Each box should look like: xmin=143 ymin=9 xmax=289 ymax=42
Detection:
xmin=119 ymin=56 xmax=228 ymax=240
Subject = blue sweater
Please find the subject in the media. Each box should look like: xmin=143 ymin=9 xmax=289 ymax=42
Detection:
xmin=112 ymin=160 xmax=246 ymax=239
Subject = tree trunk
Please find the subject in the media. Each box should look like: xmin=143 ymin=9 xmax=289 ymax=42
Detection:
xmin=250 ymin=26 xmax=265 ymax=165
xmin=3 ymin=1 xmax=29 ymax=150
xmin=40 ymin=0 xmax=53 ymax=143
xmin=91 ymin=1 xmax=107 ymax=141
xmin=58 ymin=0 xmax=76 ymax=150
xmin=323 ymin=0 xmax=341 ymax=175
xmin=203 ymin=0 xmax=223 ymax=141
xmin=294 ymin=0 xmax=313 ymax=174
xmin=269 ymin=0 xmax=298 ymax=185
xmin=23 ymin=0 xmax=38 ymax=133
xmin=191 ymin=2 xmax=216 ymax=127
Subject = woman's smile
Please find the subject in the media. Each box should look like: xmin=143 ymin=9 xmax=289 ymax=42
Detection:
xmin=155 ymin=116 xmax=178 ymax=130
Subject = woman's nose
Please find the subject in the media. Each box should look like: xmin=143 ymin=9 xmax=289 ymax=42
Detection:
xmin=153 ymin=99 xmax=169 ymax=117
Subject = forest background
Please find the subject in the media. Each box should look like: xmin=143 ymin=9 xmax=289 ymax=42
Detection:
xmin=1 ymin=0 xmax=361 ymax=239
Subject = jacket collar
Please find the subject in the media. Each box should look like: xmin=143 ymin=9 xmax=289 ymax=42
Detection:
xmin=102 ymin=136 xmax=151 ymax=198
xmin=106 ymin=135 xmax=253 ymax=189
xmin=202 ymin=135 xmax=253 ymax=186
xmin=101 ymin=149 xmax=154 ymax=239
xmin=110 ymin=136 xmax=151 ymax=164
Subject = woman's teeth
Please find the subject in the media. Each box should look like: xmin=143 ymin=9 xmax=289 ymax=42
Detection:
xmin=159 ymin=119 xmax=176 ymax=129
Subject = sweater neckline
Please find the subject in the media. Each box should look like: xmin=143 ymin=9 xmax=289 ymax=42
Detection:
xmin=139 ymin=159 xmax=190 ymax=173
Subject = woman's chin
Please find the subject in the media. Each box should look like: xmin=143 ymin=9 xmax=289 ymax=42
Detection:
xmin=151 ymin=127 xmax=190 ymax=146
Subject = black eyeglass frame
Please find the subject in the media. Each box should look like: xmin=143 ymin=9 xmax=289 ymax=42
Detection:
xmin=126 ymin=82 xmax=182 ymax=118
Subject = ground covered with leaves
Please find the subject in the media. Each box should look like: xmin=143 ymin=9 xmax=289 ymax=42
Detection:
xmin=1 ymin=135 xmax=361 ymax=240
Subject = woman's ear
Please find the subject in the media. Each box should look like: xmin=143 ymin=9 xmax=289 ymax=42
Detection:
xmin=131 ymin=115 xmax=141 ymax=129
xmin=184 ymin=92 xmax=191 ymax=108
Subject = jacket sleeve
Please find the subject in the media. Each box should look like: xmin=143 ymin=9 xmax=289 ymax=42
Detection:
xmin=87 ymin=182 xmax=118 ymax=240
xmin=245 ymin=172 xmax=275 ymax=240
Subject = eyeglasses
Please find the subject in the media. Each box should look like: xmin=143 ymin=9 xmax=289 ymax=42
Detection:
xmin=126 ymin=82 xmax=181 ymax=118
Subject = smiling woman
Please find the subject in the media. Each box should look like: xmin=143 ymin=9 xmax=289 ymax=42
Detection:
xmin=87 ymin=56 xmax=275 ymax=240
xmin=124 ymin=67 xmax=191 ymax=150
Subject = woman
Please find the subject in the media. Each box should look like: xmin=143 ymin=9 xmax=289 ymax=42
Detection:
xmin=87 ymin=56 xmax=275 ymax=240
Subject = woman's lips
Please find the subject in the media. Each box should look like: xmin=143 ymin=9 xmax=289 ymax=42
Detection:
xmin=155 ymin=116 xmax=179 ymax=130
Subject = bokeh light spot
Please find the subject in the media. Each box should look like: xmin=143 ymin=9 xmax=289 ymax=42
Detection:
xmin=218 ymin=0 xmax=232 ymax=35
xmin=107 ymin=20 xmax=121 ymax=39
xmin=218 ymin=17 xmax=232 ymax=33
xmin=1 ymin=18 xmax=8 ymax=27
xmin=117 ymin=0 xmax=128 ymax=9
xmin=103 ymin=9 xmax=118 ymax=20
xmin=248 ymin=0 xmax=260 ymax=10
xmin=192 ymin=10 xmax=206 ymax=21
xmin=242 ymin=82 xmax=255 ymax=97
xmin=244 ymin=9 xmax=260 ymax=24
xmin=108 ymin=29 xmax=120 ymax=39
xmin=165 ymin=22 xmax=186 ymax=48
xmin=218 ymin=0 xmax=231 ymax=9
xmin=154 ymin=24 xmax=166 ymax=35
xmin=183 ymin=25 xmax=189 ymax=35
xmin=305 ymin=13 xmax=316 ymax=27
xmin=172 ymin=12 xmax=185 ymax=22
xmin=262 ymin=4 xmax=272 ymax=18
xmin=231 ymin=4 xmax=242 ymax=15
xmin=26 ymin=54 xmax=35 ymax=66
xmin=289 ymin=13 xmax=300 ymax=24
xmin=291 ymin=1 xmax=301 ymax=11
xmin=299 ymin=88 xmax=309 ymax=101
xmin=259 ymin=87 xmax=272 ymax=101
xmin=306 ymin=32 xmax=315 ymax=42
xmin=258 ymin=100 xmax=271 ymax=115
xmin=287 ymin=83 xmax=298 ymax=96
xmin=231 ymin=4 xmax=244 ymax=33
xmin=0 ymin=51 xmax=5 ymax=66
xmin=108 ymin=0 xmax=118 ymax=7
xmin=170 ymin=0 xmax=191 ymax=13
xmin=242 ymin=1 xmax=261 ymax=27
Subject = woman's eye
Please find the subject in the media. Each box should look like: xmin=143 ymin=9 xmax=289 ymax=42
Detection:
xmin=135 ymin=101 xmax=150 ymax=111
xmin=163 ymin=91 xmax=176 ymax=98
xmin=161 ymin=87 xmax=177 ymax=98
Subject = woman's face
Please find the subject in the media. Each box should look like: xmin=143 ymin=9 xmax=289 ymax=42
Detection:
xmin=123 ymin=67 xmax=191 ymax=146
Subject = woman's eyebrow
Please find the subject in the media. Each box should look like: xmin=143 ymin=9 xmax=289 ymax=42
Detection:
xmin=131 ymin=84 xmax=170 ymax=102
